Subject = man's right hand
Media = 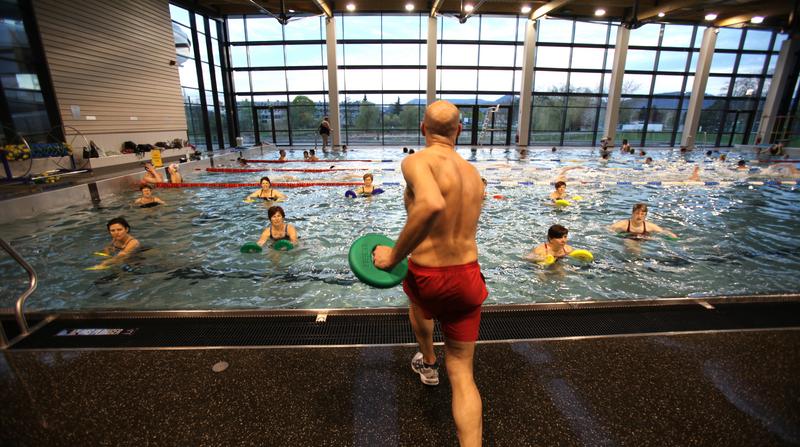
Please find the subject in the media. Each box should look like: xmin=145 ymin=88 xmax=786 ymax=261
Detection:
xmin=372 ymin=245 xmax=395 ymax=271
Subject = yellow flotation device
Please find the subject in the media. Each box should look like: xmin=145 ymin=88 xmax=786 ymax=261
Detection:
xmin=554 ymin=199 xmax=571 ymax=206
xmin=538 ymin=254 xmax=556 ymax=266
xmin=568 ymin=249 xmax=594 ymax=262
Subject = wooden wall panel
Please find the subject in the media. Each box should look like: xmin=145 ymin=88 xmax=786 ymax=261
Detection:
xmin=32 ymin=0 xmax=187 ymax=151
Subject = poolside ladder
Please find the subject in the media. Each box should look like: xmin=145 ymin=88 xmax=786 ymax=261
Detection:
xmin=0 ymin=238 xmax=38 ymax=348
xmin=479 ymin=104 xmax=502 ymax=145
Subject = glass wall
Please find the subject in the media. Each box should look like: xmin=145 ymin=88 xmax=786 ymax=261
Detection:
xmin=228 ymin=15 xmax=329 ymax=146
xmin=0 ymin=0 xmax=61 ymax=144
xmin=530 ymin=19 xmax=614 ymax=146
xmin=337 ymin=14 xmax=426 ymax=145
xmin=180 ymin=5 xmax=795 ymax=149
xmin=699 ymin=28 xmax=785 ymax=146
xmin=437 ymin=15 xmax=524 ymax=146
xmin=617 ymin=23 xmax=698 ymax=147
xmin=169 ymin=4 xmax=228 ymax=150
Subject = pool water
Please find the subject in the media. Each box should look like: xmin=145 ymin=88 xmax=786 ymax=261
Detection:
xmin=1 ymin=147 xmax=799 ymax=312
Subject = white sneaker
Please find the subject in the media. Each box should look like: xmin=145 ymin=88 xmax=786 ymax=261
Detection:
xmin=411 ymin=352 xmax=439 ymax=386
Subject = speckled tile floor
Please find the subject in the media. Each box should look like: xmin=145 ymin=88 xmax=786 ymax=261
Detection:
xmin=1 ymin=329 xmax=798 ymax=446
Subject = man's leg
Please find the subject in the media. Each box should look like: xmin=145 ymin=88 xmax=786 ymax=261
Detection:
xmin=409 ymin=302 xmax=435 ymax=364
xmin=444 ymin=339 xmax=482 ymax=447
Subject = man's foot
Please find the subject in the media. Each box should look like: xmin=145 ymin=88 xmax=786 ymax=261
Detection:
xmin=411 ymin=352 xmax=439 ymax=386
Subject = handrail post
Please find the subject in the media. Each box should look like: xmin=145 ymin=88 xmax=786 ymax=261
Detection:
xmin=0 ymin=238 xmax=37 ymax=338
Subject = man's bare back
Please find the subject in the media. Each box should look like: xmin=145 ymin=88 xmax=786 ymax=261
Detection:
xmin=374 ymin=100 xmax=484 ymax=270
xmin=402 ymin=147 xmax=483 ymax=267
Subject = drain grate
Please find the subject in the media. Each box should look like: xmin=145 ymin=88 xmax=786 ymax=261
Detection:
xmin=7 ymin=301 xmax=800 ymax=350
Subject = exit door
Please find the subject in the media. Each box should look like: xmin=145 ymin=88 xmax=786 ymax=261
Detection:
xmin=253 ymin=106 xmax=291 ymax=146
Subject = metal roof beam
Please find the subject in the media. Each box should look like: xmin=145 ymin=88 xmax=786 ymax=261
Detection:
xmin=529 ymin=0 xmax=571 ymax=22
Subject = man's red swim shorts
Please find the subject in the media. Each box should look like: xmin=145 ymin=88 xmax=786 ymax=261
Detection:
xmin=403 ymin=259 xmax=489 ymax=342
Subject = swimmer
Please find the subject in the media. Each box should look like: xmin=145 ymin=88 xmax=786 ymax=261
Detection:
xmin=554 ymin=165 xmax=583 ymax=183
xmin=719 ymin=154 xmax=727 ymax=162
xmin=524 ymin=224 xmax=575 ymax=264
xmin=549 ymin=181 xmax=568 ymax=202
xmin=355 ymin=173 xmax=376 ymax=196
xmin=481 ymin=177 xmax=488 ymax=200
xmin=134 ymin=184 xmax=165 ymax=207
xmin=167 ymin=163 xmax=182 ymax=183
xmin=610 ymin=203 xmax=678 ymax=239
xmin=769 ymin=143 xmax=786 ymax=157
xmin=639 ymin=150 xmax=646 ymax=157
xmin=256 ymin=206 xmax=298 ymax=247
xmin=308 ymin=149 xmax=320 ymax=161
xmin=342 ymin=144 xmax=348 ymax=151
xmin=644 ymin=157 xmax=653 ymax=164
xmin=736 ymin=160 xmax=748 ymax=171
xmin=763 ymin=163 xmax=800 ymax=177
xmin=237 ymin=157 xmax=249 ymax=167
xmin=620 ymin=139 xmax=631 ymax=153
xmin=408 ymin=148 xmax=415 ymax=154
xmin=303 ymin=150 xmax=310 ymax=161
xmin=141 ymin=161 xmax=163 ymax=185
xmin=92 ymin=217 xmax=140 ymax=269
xmin=403 ymin=147 xmax=409 ymax=153
xmin=688 ymin=165 xmax=701 ymax=181
xmin=551 ymin=146 xmax=557 ymax=152
xmin=245 ymin=176 xmax=286 ymax=202
xmin=278 ymin=149 xmax=287 ymax=161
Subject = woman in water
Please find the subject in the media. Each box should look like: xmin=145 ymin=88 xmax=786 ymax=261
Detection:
xmin=609 ymin=203 xmax=678 ymax=239
xmin=245 ymin=176 xmax=286 ymax=202
xmin=167 ymin=163 xmax=183 ymax=183
xmin=134 ymin=184 xmax=165 ymax=207
xmin=257 ymin=206 xmax=298 ymax=247
xmin=525 ymin=224 xmax=577 ymax=264
xmin=549 ymin=181 xmax=567 ymax=202
xmin=91 ymin=217 xmax=140 ymax=269
xmin=355 ymin=173 xmax=376 ymax=196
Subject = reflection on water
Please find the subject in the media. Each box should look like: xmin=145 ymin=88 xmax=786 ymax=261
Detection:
xmin=1 ymin=147 xmax=798 ymax=311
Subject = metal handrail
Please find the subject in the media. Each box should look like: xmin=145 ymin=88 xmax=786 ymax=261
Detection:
xmin=0 ymin=238 xmax=37 ymax=344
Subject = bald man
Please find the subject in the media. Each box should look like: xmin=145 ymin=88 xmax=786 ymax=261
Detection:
xmin=373 ymin=100 xmax=487 ymax=446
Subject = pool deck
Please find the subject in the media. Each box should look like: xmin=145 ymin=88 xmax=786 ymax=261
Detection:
xmin=2 ymin=147 xmax=799 ymax=444
xmin=1 ymin=300 xmax=799 ymax=446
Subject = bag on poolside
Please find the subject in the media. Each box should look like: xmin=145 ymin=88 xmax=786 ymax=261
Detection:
xmin=122 ymin=140 xmax=137 ymax=154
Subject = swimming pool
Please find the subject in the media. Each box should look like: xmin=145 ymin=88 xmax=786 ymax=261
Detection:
xmin=1 ymin=147 xmax=799 ymax=312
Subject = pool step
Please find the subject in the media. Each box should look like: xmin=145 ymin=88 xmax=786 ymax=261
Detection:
xmin=6 ymin=300 xmax=800 ymax=350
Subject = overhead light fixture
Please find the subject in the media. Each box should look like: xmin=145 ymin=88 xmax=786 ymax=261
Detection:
xmin=657 ymin=11 xmax=665 ymax=18
xmin=288 ymin=9 xmax=295 ymax=13
xmin=595 ymin=8 xmax=606 ymax=17
xmin=405 ymin=3 xmax=414 ymax=11
xmin=751 ymin=16 xmax=764 ymax=24
xmin=464 ymin=4 xmax=474 ymax=12
xmin=704 ymin=13 xmax=717 ymax=21
xmin=346 ymin=3 xmax=356 ymax=11
xmin=521 ymin=5 xmax=532 ymax=14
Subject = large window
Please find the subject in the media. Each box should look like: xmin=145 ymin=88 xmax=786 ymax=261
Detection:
xmin=228 ymin=15 xmax=328 ymax=145
xmin=699 ymin=29 xmax=786 ymax=146
xmin=338 ymin=14 xmax=426 ymax=145
xmin=180 ymin=6 xmax=794 ymax=149
xmin=438 ymin=15 xmax=524 ymax=146
xmin=0 ymin=0 xmax=61 ymax=144
xmin=617 ymin=23 xmax=698 ymax=147
xmin=530 ymin=18 xmax=614 ymax=146
xmin=170 ymin=5 xmax=229 ymax=150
